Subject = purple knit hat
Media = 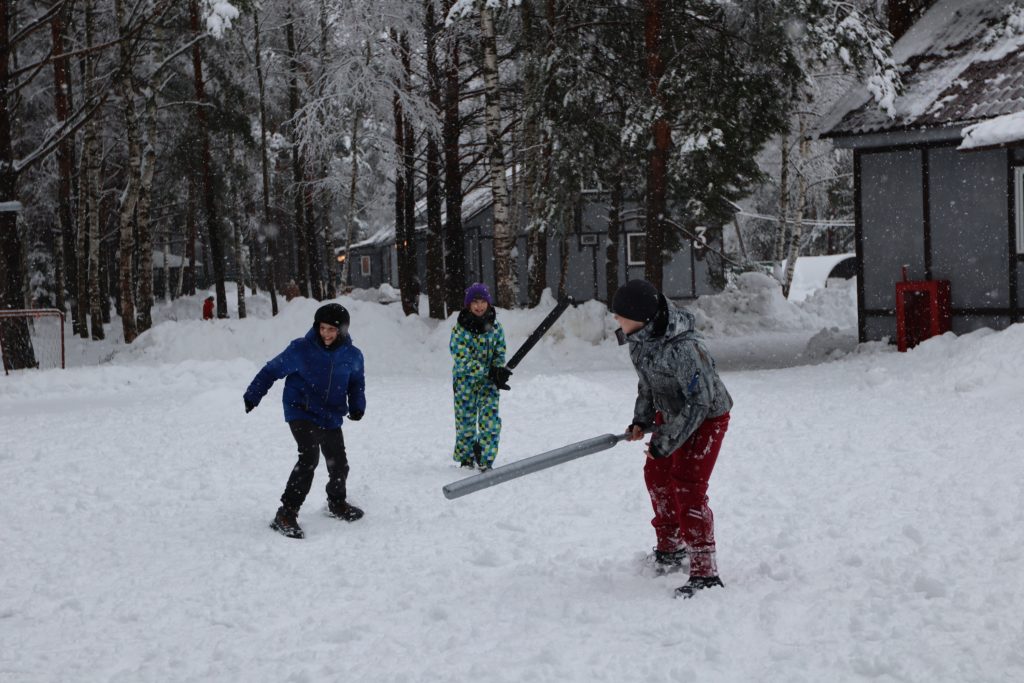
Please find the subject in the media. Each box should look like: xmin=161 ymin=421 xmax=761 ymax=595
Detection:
xmin=464 ymin=282 xmax=493 ymax=308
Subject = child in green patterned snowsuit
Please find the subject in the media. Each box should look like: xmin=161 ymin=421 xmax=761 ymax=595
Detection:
xmin=450 ymin=283 xmax=509 ymax=471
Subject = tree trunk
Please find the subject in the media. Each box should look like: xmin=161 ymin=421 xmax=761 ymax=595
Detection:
xmin=403 ymin=114 xmax=417 ymax=313
xmin=643 ymin=0 xmax=669 ymax=290
xmin=185 ymin=175 xmax=197 ymax=296
xmin=558 ymin=221 xmax=570 ymax=298
xmin=524 ymin=0 xmax=554 ymax=307
xmin=285 ymin=5 xmax=310 ymax=299
xmin=86 ymin=142 xmax=103 ymax=340
xmin=303 ymin=181 xmax=322 ymax=300
xmin=341 ymin=109 xmax=361 ymax=288
xmin=0 ymin=0 xmax=36 ymax=368
xmin=888 ymin=0 xmax=934 ymax=41
xmin=163 ymin=229 xmax=171 ymax=304
xmin=393 ymin=31 xmax=417 ymax=316
xmin=393 ymin=85 xmax=411 ymax=314
xmin=775 ymin=131 xmax=790 ymax=264
xmin=84 ymin=0 xmax=103 ymax=339
xmin=115 ymin=0 xmax=139 ymax=344
xmin=176 ymin=218 xmax=186 ymax=298
xmin=253 ymin=6 xmax=278 ymax=315
xmin=606 ymin=171 xmax=623 ymax=305
xmin=442 ymin=0 xmax=465 ymax=314
xmin=424 ymin=0 xmax=445 ymax=319
xmin=403 ymin=34 xmax=418 ymax=315
xmin=234 ymin=219 xmax=246 ymax=317
xmin=51 ymin=4 xmax=76 ymax=319
xmin=135 ymin=98 xmax=156 ymax=332
xmin=525 ymin=72 xmax=549 ymax=308
xmin=317 ymin=0 xmax=337 ymax=300
xmin=76 ymin=120 xmax=90 ymax=338
xmin=782 ymin=118 xmax=809 ymax=298
xmin=480 ymin=4 xmax=516 ymax=307
xmin=190 ymin=0 xmax=228 ymax=317
xmin=136 ymin=23 xmax=163 ymax=333
xmin=322 ymin=210 xmax=336 ymax=299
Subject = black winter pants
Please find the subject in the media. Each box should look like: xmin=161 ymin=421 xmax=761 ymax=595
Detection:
xmin=280 ymin=420 xmax=349 ymax=512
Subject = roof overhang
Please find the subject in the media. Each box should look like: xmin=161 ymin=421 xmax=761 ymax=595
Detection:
xmin=829 ymin=126 xmax=963 ymax=150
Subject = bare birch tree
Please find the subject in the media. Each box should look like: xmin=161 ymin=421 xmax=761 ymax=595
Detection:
xmin=478 ymin=3 xmax=515 ymax=306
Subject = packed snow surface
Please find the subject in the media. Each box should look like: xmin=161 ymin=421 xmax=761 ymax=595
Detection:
xmin=2 ymin=282 xmax=1023 ymax=682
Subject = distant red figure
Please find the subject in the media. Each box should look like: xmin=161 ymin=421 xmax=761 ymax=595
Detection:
xmin=202 ymin=296 xmax=215 ymax=320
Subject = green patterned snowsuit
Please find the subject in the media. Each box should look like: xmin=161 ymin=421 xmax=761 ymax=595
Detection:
xmin=450 ymin=313 xmax=506 ymax=466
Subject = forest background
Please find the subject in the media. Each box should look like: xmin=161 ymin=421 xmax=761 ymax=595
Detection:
xmin=0 ymin=0 xmax=938 ymax=369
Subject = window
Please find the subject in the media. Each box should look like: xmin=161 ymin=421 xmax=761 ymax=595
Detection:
xmin=579 ymin=233 xmax=598 ymax=246
xmin=360 ymin=255 xmax=372 ymax=277
xmin=1016 ymin=167 xmax=1024 ymax=255
xmin=626 ymin=233 xmax=646 ymax=265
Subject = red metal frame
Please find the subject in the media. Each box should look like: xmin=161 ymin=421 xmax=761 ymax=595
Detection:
xmin=894 ymin=274 xmax=951 ymax=352
xmin=0 ymin=308 xmax=66 ymax=374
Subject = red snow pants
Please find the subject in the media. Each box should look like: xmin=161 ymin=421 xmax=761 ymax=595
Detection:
xmin=643 ymin=412 xmax=729 ymax=577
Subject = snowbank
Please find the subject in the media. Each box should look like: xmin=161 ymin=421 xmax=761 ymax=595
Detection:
xmin=53 ymin=276 xmax=855 ymax=372
xmin=783 ymin=253 xmax=856 ymax=302
xmin=692 ymin=271 xmax=857 ymax=337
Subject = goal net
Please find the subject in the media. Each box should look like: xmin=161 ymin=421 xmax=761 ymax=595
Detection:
xmin=0 ymin=309 xmax=66 ymax=374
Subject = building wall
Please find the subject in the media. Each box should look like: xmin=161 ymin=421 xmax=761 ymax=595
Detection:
xmin=857 ymin=145 xmax=1017 ymax=341
xmin=346 ymin=247 xmax=390 ymax=290
xmin=929 ymin=147 xmax=1009 ymax=313
xmin=1018 ymin=262 xmax=1024 ymax=305
xmin=351 ymin=196 xmax=724 ymax=306
xmin=859 ymin=149 xmax=926 ymax=313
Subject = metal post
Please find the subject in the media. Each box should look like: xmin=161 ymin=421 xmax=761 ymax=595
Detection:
xmin=443 ymin=431 xmax=633 ymax=500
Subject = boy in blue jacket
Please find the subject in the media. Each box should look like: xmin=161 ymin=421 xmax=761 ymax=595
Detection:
xmin=244 ymin=303 xmax=366 ymax=539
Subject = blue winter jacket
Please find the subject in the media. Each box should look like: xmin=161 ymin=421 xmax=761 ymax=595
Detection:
xmin=244 ymin=327 xmax=366 ymax=430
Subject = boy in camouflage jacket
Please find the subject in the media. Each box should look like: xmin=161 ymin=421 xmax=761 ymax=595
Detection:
xmin=613 ymin=279 xmax=733 ymax=599
xmin=450 ymin=283 xmax=508 ymax=471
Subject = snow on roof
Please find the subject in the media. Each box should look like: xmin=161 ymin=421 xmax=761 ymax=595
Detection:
xmin=343 ymin=172 xmax=508 ymax=253
xmin=959 ymin=109 xmax=1024 ymax=148
xmin=150 ymin=251 xmax=186 ymax=268
xmin=348 ymin=225 xmax=395 ymax=251
xmin=821 ymin=0 xmax=1024 ymax=138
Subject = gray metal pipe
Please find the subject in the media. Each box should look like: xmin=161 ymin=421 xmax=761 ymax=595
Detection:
xmin=442 ymin=431 xmax=634 ymax=500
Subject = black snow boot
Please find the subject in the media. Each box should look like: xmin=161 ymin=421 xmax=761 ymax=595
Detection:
xmin=650 ymin=548 xmax=688 ymax=575
xmin=674 ymin=575 xmax=724 ymax=599
xmin=327 ymin=500 xmax=364 ymax=522
xmin=270 ymin=506 xmax=304 ymax=539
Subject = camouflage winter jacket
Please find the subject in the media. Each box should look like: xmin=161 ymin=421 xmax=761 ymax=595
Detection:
xmin=450 ymin=308 xmax=507 ymax=384
xmin=627 ymin=298 xmax=732 ymax=457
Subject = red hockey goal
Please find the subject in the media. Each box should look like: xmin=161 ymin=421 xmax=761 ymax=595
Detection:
xmin=0 ymin=308 xmax=66 ymax=374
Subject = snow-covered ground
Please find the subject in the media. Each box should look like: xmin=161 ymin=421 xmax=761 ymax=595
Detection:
xmin=2 ymin=279 xmax=1023 ymax=682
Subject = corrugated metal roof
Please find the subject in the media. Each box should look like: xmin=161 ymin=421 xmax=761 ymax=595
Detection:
xmin=822 ymin=0 xmax=1024 ymax=138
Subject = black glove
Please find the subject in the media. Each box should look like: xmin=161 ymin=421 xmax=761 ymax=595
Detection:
xmin=244 ymin=398 xmax=256 ymax=413
xmin=489 ymin=365 xmax=512 ymax=390
xmin=348 ymin=409 xmax=364 ymax=421
xmin=647 ymin=439 xmax=668 ymax=459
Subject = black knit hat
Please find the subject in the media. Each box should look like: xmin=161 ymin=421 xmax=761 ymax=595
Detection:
xmin=612 ymin=279 xmax=660 ymax=323
xmin=314 ymin=303 xmax=349 ymax=330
